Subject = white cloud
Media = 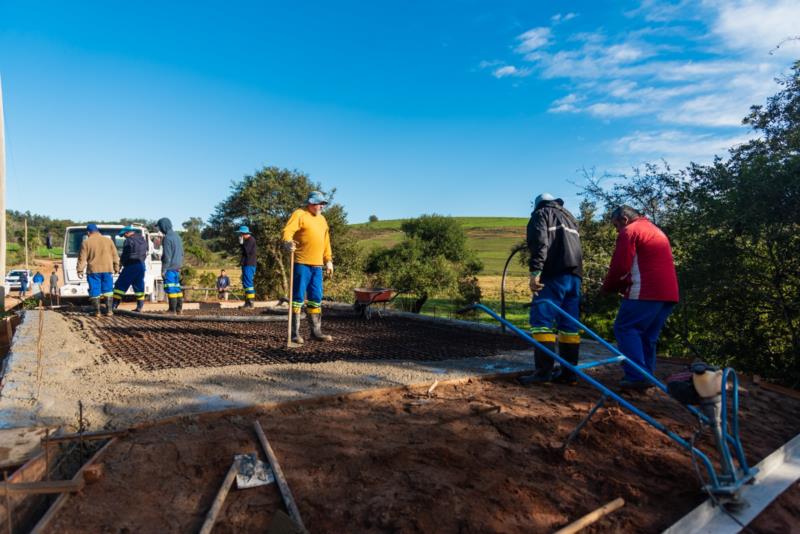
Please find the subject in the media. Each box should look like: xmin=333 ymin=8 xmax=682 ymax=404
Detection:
xmin=483 ymin=0 xmax=796 ymax=166
xmin=492 ymin=65 xmax=530 ymax=78
xmin=478 ymin=59 xmax=503 ymax=69
xmin=548 ymin=93 xmax=582 ymax=113
xmin=587 ymin=101 xmax=645 ymax=118
xmin=514 ymin=27 xmax=551 ymax=54
xmin=552 ymin=12 xmax=578 ymax=23
xmin=613 ymin=129 xmax=754 ymax=166
xmin=711 ymin=0 xmax=800 ymax=57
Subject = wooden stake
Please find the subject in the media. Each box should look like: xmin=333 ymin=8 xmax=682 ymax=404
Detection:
xmin=553 ymin=497 xmax=625 ymax=534
xmin=198 ymin=460 xmax=239 ymax=534
xmin=0 ymin=478 xmax=84 ymax=496
xmin=3 ymin=471 xmax=10 ymax=534
xmin=253 ymin=421 xmax=306 ymax=533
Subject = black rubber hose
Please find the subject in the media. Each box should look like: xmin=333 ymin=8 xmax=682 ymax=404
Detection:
xmin=501 ymin=244 xmax=527 ymax=331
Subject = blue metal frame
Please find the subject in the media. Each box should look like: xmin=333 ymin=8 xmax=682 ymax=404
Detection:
xmin=467 ymin=300 xmax=757 ymax=495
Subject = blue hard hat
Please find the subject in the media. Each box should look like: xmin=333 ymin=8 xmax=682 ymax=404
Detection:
xmin=86 ymin=223 xmax=99 ymax=233
xmin=534 ymin=193 xmax=555 ymax=209
xmin=117 ymin=225 xmax=137 ymax=236
xmin=235 ymin=225 xmax=251 ymax=234
xmin=307 ymin=191 xmax=328 ymax=205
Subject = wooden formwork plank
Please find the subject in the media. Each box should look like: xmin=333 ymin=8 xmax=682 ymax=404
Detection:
xmin=30 ymin=438 xmax=117 ymax=534
xmin=663 ymin=431 xmax=800 ymax=534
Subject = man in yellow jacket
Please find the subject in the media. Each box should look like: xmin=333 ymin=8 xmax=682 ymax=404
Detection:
xmin=282 ymin=191 xmax=334 ymax=343
xmin=77 ymin=223 xmax=121 ymax=317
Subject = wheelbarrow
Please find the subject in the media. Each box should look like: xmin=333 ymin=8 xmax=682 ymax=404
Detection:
xmin=353 ymin=287 xmax=403 ymax=319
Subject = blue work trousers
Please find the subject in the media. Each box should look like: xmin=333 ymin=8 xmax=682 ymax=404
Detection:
xmin=241 ymin=265 xmax=256 ymax=300
xmin=529 ymin=273 xmax=582 ymax=338
xmin=114 ymin=262 xmax=146 ymax=301
xmin=88 ymin=273 xmax=114 ymax=298
xmin=292 ymin=264 xmax=323 ymax=314
xmin=164 ymin=270 xmax=183 ymax=300
xmin=614 ymin=299 xmax=675 ymax=381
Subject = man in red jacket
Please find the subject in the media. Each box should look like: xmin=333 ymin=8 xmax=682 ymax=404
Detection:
xmin=601 ymin=206 xmax=679 ymax=389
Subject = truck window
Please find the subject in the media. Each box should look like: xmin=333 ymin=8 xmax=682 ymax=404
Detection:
xmin=65 ymin=228 xmax=142 ymax=258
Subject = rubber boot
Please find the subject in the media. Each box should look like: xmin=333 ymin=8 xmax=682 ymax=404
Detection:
xmin=91 ymin=298 xmax=101 ymax=317
xmin=112 ymin=298 xmax=121 ymax=310
xmin=243 ymin=298 xmax=254 ymax=309
xmin=168 ymin=298 xmax=177 ymax=314
xmin=135 ymin=300 xmax=144 ymax=313
xmin=291 ymin=312 xmax=304 ymax=344
xmin=308 ymin=313 xmax=332 ymax=341
xmin=106 ymin=296 xmax=115 ymax=316
xmin=519 ymin=341 xmax=557 ymax=385
xmin=176 ymin=297 xmax=183 ymax=315
xmin=554 ymin=342 xmax=580 ymax=384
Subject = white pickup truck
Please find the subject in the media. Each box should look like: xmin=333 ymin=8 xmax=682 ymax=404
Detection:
xmin=60 ymin=224 xmax=164 ymax=300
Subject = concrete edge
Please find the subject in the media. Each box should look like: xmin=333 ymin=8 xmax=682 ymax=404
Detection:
xmin=0 ymin=310 xmax=30 ymax=394
xmin=663 ymin=431 xmax=800 ymax=533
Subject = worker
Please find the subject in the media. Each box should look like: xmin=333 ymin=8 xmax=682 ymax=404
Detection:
xmin=157 ymin=218 xmax=184 ymax=314
xmin=281 ymin=191 xmax=334 ymax=343
xmin=601 ymin=205 xmax=679 ymax=390
xmin=49 ymin=265 xmax=60 ymax=305
xmin=32 ymin=271 xmax=44 ymax=300
xmin=236 ymin=226 xmax=257 ymax=307
xmin=112 ymin=226 xmax=148 ymax=312
xmin=216 ymin=269 xmax=230 ymax=301
xmin=77 ymin=223 xmax=120 ymax=317
xmin=519 ymin=193 xmax=583 ymax=386
xmin=19 ymin=270 xmax=28 ymax=299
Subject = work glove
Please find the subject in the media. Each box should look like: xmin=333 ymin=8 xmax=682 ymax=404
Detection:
xmin=529 ymin=273 xmax=544 ymax=295
xmin=325 ymin=261 xmax=334 ymax=275
xmin=282 ymin=240 xmax=297 ymax=252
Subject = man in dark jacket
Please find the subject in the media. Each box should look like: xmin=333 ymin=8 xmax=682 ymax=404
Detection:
xmin=112 ymin=226 xmax=149 ymax=312
xmin=520 ymin=193 xmax=583 ymax=385
xmin=157 ymin=218 xmax=184 ymax=314
xmin=236 ymin=225 xmax=257 ymax=308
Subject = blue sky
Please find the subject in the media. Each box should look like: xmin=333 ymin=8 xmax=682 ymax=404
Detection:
xmin=1 ymin=1 xmax=798 ymax=225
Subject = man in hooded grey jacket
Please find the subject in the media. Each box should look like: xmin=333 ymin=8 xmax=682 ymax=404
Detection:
xmin=157 ymin=218 xmax=184 ymax=314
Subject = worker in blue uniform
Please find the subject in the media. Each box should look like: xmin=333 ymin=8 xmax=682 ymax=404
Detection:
xmin=112 ymin=226 xmax=149 ymax=312
xmin=157 ymin=218 xmax=184 ymax=314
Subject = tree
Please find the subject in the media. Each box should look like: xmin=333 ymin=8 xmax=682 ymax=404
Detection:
xmin=205 ymin=166 xmax=360 ymax=298
xmin=368 ymin=215 xmax=379 ymax=223
xmin=365 ymin=214 xmax=482 ymax=313
xmin=577 ymin=61 xmax=800 ymax=385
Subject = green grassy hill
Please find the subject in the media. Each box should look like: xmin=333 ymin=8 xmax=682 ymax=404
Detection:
xmin=351 ymin=217 xmax=529 ymax=276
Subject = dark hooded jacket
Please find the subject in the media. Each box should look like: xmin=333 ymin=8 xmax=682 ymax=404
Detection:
xmin=526 ymin=199 xmax=583 ymax=278
xmin=157 ymin=218 xmax=184 ymax=274
xmin=120 ymin=234 xmax=148 ymax=266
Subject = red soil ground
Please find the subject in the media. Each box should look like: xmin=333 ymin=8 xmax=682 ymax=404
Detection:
xmin=47 ymin=364 xmax=800 ymax=533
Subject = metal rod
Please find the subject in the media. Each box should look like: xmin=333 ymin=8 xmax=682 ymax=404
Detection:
xmin=468 ymin=303 xmax=722 ymax=489
xmin=3 ymin=471 xmax=11 ymax=534
xmin=561 ymin=395 xmax=607 ymax=452
xmin=44 ymin=428 xmax=50 ymax=481
xmin=576 ymin=356 xmax=626 ymax=370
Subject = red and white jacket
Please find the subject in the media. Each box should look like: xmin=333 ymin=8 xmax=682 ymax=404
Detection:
xmin=601 ymin=217 xmax=679 ymax=302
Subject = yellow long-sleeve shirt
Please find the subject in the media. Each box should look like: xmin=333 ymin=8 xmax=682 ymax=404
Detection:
xmin=281 ymin=208 xmax=332 ymax=266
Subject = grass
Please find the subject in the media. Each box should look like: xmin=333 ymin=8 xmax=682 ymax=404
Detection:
xmin=390 ymin=296 xmax=531 ymax=329
xmin=352 ymin=216 xmax=528 ymax=230
xmin=351 ymin=216 xmax=529 ymax=276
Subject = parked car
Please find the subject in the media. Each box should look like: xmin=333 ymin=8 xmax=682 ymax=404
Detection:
xmin=5 ymin=269 xmax=33 ymax=290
